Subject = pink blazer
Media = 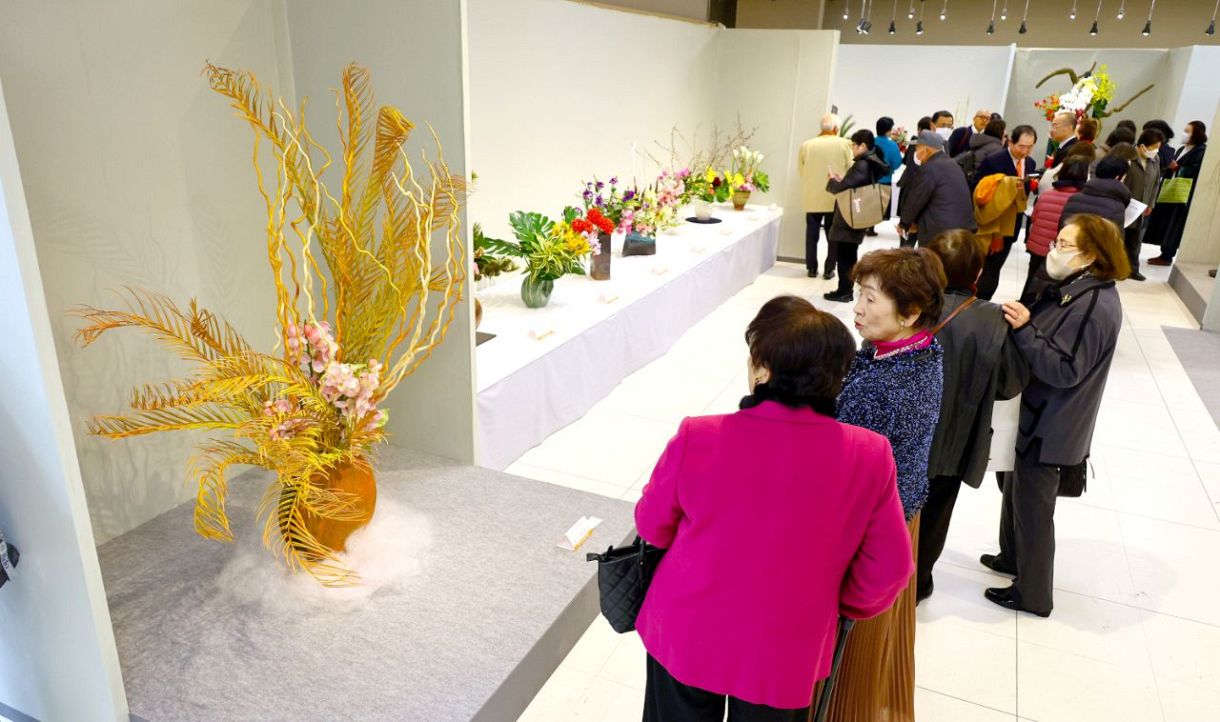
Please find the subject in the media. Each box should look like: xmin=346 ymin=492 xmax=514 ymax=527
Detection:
xmin=634 ymin=402 xmax=913 ymax=710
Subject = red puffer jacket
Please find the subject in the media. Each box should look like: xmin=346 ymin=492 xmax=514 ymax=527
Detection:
xmin=1026 ymin=186 xmax=1081 ymax=257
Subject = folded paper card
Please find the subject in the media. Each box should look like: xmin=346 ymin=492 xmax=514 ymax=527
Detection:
xmin=557 ymin=516 xmax=603 ymax=551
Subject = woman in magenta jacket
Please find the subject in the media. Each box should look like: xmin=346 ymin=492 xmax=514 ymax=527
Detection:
xmin=634 ymin=296 xmax=914 ymax=721
xmin=1022 ymin=158 xmax=1088 ymax=304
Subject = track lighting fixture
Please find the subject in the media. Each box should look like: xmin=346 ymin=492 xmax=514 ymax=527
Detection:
xmin=988 ymin=21 xmax=996 ymax=34
xmin=1116 ymin=2 xmax=1125 ymax=20
xmin=1090 ymin=0 xmax=1101 ymax=34
xmin=1208 ymin=0 xmax=1218 ymax=35
xmin=1019 ymin=0 xmax=1030 ymax=33
xmin=939 ymin=0 xmax=948 ymax=21
xmin=916 ymin=20 xmax=925 ymax=33
xmin=889 ymin=19 xmax=898 ymax=33
xmin=1143 ymin=0 xmax=1156 ymax=35
xmin=1070 ymin=1 xmax=1078 ymax=20
xmin=889 ymin=0 xmax=898 ymax=34
xmin=1019 ymin=19 xmax=1028 ymax=33
xmin=1090 ymin=19 xmax=1099 ymax=34
xmin=908 ymin=1 xmax=916 ymax=19
xmin=1001 ymin=1 xmax=1008 ymax=21
xmin=988 ymin=0 xmax=998 ymax=34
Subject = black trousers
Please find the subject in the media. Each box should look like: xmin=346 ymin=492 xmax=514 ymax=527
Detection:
xmin=977 ymin=216 xmax=1025 ymax=301
xmin=644 ymin=655 xmax=811 ymax=722
xmin=1124 ymin=223 xmax=1143 ymax=275
xmin=998 ymin=445 xmax=1060 ymax=615
xmin=916 ymin=475 xmax=964 ymax=597
xmin=835 ymin=241 xmax=860 ymax=294
xmin=805 ymin=212 xmax=836 ymax=271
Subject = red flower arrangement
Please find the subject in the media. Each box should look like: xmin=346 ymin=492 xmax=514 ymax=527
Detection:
xmin=572 ymin=207 xmax=616 ymax=236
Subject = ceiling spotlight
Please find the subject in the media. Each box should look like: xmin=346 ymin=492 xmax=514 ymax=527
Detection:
xmin=1019 ymin=0 xmax=1030 ymax=33
xmin=987 ymin=20 xmax=996 ymax=34
xmin=1070 ymin=1 xmax=1078 ymax=20
xmin=908 ymin=1 xmax=916 ymax=19
xmin=1143 ymin=0 xmax=1156 ymax=35
xmin=844 ymin=9 xmax=851 ymax=20
xmin=940 ymin=0 xmax=948 ymax=20
xmin=917 ymin=19 xmax=925 ymax=34
xmin=1019 ymin=19 xmax=1028 ymax=32
xmin=1000 ymin=1 xmax=1008 ymax=21
xmin=1142 ymin=19 xmax=1151 ymax=34
xmin=1208 ymin=19 xmax=1216 ymax=36
xmin=1117 ymin=2 xmax=1126 ymax=19
xmin=1090 ymin=19 xmax=1099 ymax=34
xmin=889 ymin=20 xmax=898 ymax=33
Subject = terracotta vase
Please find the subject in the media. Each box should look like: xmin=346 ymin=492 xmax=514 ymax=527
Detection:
xmin=590 ymin=232 xmax=612 ymax=280
xmin=286 ymin=459 xmax=377 ymax=554
xmin=732 ymin=190 xmax=751 ymax=211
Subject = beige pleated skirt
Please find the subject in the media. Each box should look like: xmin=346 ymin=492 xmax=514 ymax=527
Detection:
xmin=811 ymin=512 xmax=919 ymax=722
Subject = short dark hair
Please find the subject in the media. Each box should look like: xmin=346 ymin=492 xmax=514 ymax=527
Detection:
xmin=851 ymin=129 xmax=876 ymax=149
xmin=876 ymin=116 xmax=895 ymax=136
xmin=851 ymin=248 xmax=947 ymax=329
xmin=1065 ymin=140 xmax=1098 ymax=161
xmin=1057 ymin=158 xmax=1091 ymax=184
xmin=1105 ymin=142 xmax=1139 ymax=165
xmin=1186 ymin=121 xmax=1208 ymax=146
xmin=1064 ymin=213 xmax=1130 ymax=280
xmin=745 ymin=296 xmax=856 ymax=414
xmin=1116 ymin=119 xmax=1137 ymax=133
xmin=1137 ymin=128 xmax=1165 ymax=147
xmin=1077 ymin=118 xmax=1099 ymax=142
xmin=983 ymin=119 xmax=1007 ymax=139
xmin=1011 ymin=124 xmax=1037 ymax=144
xmin=932 ymin=110 xmax=953 ymax=123
xmin=926 ymin=230 xmax=986 ymax=290
xmin=917 ymin=116 xmax=934 ymax=132
xmin=1143 ymin=119 xmax=1174 ymax=141
xmin=1105 ymin=127 xmax=1136 ymax=148
xmin=1095 ymin=155 xmax=1129 ymax=179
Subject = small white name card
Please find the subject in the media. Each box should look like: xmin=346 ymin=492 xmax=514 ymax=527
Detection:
xmin=528 ymin=328 xmax=556 ymax=341
xmin=557 ymin=516 xmax=603 ymax=551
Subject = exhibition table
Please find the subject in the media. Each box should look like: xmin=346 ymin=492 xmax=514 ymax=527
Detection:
xmin=97 ymin=447 xmax=634 ymax=721
xmin=476 ymin=205 xmax=782 ymax=469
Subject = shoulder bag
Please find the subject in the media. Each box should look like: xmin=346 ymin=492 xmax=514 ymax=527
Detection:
xmin=835 ymin=183 xmax=892 ymax=229
xmin=586 ymin=536 xmax=666 ymax=633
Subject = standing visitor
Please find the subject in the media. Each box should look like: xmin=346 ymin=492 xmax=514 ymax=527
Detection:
xmin=932 ymin=110 xmax=955 ymax=141
xmin=948 ymin=108 xmax=992 ymax=158
xmin=1107 ymin=132 xmax=1163 ymax=280
xmin=983 ymin=214 xmax=1129 ymax=617
xmin=918 ymin=230 xmax=1028 ymax=603
xmin=974 ymin=125 xmax=1038 ymax=300
xmin=957 ymin=119 xmax=1007 ymax=188
xmin=799 ymin=113 xmax=855 ymax=280
xmin=1061 ymin=155 xmax=1132 ymax=232
xmin=823 ymin=130 xmax=891 ymax=303
xmin=1148 ymin=121 xmax=1208 ymax=267
xmin=1048 ymin=112 xmax=1078 ymax=167
xmin=634 ymin=296 xmax=914 ymax=722
xmin=897 ymin=117 xmax=935 ymax=247
xmin=1142 ymin=119 xmax=1177 ymax=179
xmin=871 ymin=116 xmax=906 ymax=234
xmin=1022 ymin=159 xmax=1089 ymax=303
xmin=897 ymin=131 xmax=976 ymax=245
xmin=827 ymin=248 xmax=946 ymax=722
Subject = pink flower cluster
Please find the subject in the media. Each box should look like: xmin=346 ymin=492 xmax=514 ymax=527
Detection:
xmin=286 ymin=321 xmax=339 ymax=379
xmin=656 ymin=168 xmax=689 ymax=208
xmin=320 ymin=358 xmax=383 ymax=423
xmin=282 ymin=320 xmax=387 ymax=430
xmin=263 ymin=397 xmax=308 ymax=441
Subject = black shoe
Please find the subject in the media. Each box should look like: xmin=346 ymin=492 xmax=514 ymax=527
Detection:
xmin=985 ymin=585 xmax=1051 ymax=617
xmin=865 ymin=228 xmax=879 ymax=237
xmin=1128 ymin=271 xmax=1146 ymax=281
xmin=807 ymin=269 xmax=819 ymax=278
xmin=822 ymin=269 xmax=835 ymax=280
xmin=979 ymin=553 xmax=1016 ymax=576
xmin=916 ymin=581 xmax=934 ymax=605
xmin=823 ymin=290 xmax=854 ymax=303
xmin=1210 ymin=269 xmax=1217 ymax=278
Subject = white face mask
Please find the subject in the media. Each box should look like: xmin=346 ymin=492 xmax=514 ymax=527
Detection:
xmin=936 ymin=127 xmax=953 ymax=140
xmin=1046 ymin=246 xmax=1082 ymax=280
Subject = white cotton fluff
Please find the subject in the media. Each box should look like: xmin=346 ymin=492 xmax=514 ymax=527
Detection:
xmin=216 ymin=499 xmax=432 ymax=614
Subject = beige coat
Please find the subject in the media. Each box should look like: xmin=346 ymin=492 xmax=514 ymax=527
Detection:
xmin=798 ymin=134 xmax=854 ymax=213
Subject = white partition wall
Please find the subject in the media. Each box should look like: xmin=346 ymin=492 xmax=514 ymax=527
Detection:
xmin=0 ymin=77 xmax=127 ymax=722
xmin=283 ymin=0 xmax=477 ymax=464
xmin=831 ymin=44 xmax=1016 ymax=134
xmin=467 ymin=0 xmax=720 ymax=242
xmin=717 ymin=29 xmax=838 ymax=259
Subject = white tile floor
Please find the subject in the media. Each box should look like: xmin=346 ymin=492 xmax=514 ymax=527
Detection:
xmin=505 ymin=222 xmax=1219 ymax=721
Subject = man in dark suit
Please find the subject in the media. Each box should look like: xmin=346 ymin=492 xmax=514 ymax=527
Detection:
xmin=1048 ymin=112 xmax=1078 ymax=168
xmin=948 ymin=108 xmax=991 ymax=158
xmin=975 ymin=125 xmax=1038 ymax=299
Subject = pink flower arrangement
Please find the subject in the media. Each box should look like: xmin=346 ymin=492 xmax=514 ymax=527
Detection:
xmin=282 ymin=321 xmax=388 ymax=434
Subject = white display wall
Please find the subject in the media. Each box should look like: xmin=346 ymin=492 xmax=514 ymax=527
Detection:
xmin=831 ymin=44 xmax=1017 ymax=137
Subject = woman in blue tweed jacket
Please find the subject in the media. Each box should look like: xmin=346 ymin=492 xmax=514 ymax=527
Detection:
xmin=825 ymin=247 xmax=946 ymax=722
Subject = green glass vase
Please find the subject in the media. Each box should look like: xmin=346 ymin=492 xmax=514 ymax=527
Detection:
xmin=520 ymin=276 xmax=554 ymax=308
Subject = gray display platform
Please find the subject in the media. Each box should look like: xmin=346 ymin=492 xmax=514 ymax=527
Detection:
xmin=97 ymin=448 xmax=635 ymax=721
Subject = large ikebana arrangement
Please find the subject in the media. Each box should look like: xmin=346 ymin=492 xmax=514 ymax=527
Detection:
xmin=72 ymin=64 xmax=465 ymax=586
xmin=1033 ymin=63 xmax=1154 ymax=124
xmin=478 ymin=210 xmax=598 ymax=308
xmin=729 ymin=145 xmax=770 ymax=210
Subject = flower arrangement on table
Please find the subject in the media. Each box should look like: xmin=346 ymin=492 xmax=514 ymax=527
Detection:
xmin=890 ymin=126 xmax=909 ymax=153
xmin=685 ymin=167 xmax=733 ymax=221
xmin=72 ymin=64 xmax=466 ymax=586
xmin=1033 ymin=63 xmax=1152 ymax=124
xmin=729 ymin=145 xmax=770 ymax=210
xmin=477 ymin=210 xmax=598 ymax=308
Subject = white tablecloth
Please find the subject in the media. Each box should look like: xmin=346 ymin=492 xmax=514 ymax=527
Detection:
xmin=475 ymin=205 xmax=782 ymax=469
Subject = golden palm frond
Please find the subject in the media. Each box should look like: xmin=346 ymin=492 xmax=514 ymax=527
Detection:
xmin=189 ymin=439 xmax=267 ymax=542
xmin=89 ymin=404 xmax=247 ymax=439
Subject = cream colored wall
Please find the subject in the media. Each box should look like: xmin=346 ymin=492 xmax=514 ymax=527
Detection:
xmin=0 ymin=0 xmax=291 ymax=544
xmin=282 ymin=0 xmax=477 ymax=464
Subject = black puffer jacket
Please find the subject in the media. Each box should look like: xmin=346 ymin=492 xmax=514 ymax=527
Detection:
xmin=826 ymin=149 xmax=891 ymax=244
xmin=1060 ymin=178 xmax=1131 ymax=231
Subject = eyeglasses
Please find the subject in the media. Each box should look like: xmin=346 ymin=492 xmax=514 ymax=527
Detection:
xmin=1049 ymin=239 xmax=1078 ymax=251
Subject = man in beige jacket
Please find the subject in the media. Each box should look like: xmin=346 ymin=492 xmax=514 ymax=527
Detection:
xmin=798 ymin=113 xmax=854 ymax=279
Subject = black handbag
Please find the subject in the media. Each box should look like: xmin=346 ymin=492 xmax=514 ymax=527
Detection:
xmin=585 ymin=536 xmax=666 ymax=633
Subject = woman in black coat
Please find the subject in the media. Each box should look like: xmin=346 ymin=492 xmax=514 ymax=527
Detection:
xmin=1060 ymin=155 xmax=1132 ymax=232
xmin=917 ymin=230 xmax=1028 ymax=603
xmin=983 ymin=214 xmax=1129 ymax=618
xmin=823 ymin=129 xmax=892 ymax=303
xmin=1147 ymin=120 xmax=1208 ymax=266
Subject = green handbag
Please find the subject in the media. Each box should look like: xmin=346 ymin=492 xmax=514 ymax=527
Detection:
xmin=1157 ymin=176 xmax=1193 ymax=204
